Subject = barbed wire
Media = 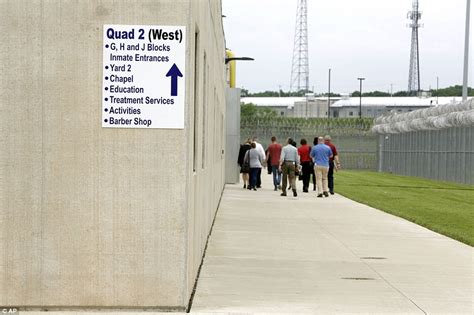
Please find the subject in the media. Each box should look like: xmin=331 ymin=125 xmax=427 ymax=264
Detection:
xmin=372 ymin=99 xmax=474 ymax=134
xmin=242 ymin=117 xmax=374 ymax=131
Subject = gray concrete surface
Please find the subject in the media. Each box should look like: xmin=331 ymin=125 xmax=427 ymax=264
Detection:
xmin=1 ymin=0 xmax=226 ymax=309
xmin=191 ymin=174 xmax=473 ymax=314
xmin=225 ymin=87 xmax=241 ymax=184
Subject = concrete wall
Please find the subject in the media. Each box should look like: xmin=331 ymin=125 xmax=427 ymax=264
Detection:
xmin=0 ymin=0 xmax=225 ymax=310
xmin=225 ymin=88 xmax=240 ymax=184
xmin=186 ymin=0 xmax=226 ymax=307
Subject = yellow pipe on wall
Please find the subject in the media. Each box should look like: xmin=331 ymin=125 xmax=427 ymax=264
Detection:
xmin=226 ymin=49 xmax=236 ymax=88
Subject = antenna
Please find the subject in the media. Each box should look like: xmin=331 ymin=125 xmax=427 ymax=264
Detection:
xmin=290 ymin=0 xmax=309 ymax=95
xmin=407 ymin=0 xmax=422 ymax=95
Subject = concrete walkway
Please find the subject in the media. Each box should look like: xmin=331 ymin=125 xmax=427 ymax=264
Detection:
xmin=190 ymin=175 xmax=473 ymax=314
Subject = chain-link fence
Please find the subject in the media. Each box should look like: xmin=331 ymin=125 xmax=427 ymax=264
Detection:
xmin=373 ymin=99 xmax=474 ymax=185
xmin=241 ymin=117 xmax=377 ymax=170
xmin=378 ymin=127 xmax=473 ymax=184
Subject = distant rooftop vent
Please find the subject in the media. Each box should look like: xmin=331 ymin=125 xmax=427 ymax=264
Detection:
xmin=305 ymin=93 xmax=315 ymax=100
xmin=417 ymin=91 xmax=432 ymax=98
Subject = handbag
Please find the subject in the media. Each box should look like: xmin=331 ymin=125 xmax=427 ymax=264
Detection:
xmin=242 ymin=151 xmax=250 ymax=173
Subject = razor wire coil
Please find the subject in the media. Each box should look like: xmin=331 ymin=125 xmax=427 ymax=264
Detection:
xmin=372 ymin=99 xmax=474 ymax=134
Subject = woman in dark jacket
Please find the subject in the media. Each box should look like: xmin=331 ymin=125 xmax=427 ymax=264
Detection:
xmin=237 ymin=138 xmax=252 ymax=188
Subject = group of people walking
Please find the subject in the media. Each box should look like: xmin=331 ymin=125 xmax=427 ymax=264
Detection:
xmin=238 ymin=135 xmax=341 ymax=197
xmin=237 ymin=138 xmax=266 ymax=190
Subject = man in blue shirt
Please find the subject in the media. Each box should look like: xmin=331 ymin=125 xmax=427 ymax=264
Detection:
xmin=310 ymin=137 xmax=333 ymax=197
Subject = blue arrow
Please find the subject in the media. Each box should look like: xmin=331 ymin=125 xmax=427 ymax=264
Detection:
xmin=166 ymin=63 xmax=183 ymax=96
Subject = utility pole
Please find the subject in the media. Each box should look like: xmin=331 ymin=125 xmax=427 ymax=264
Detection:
xmin=305 ymin=91 xmax=308 ymax=118
xmin=357 ymin=77 xmax=365 ymax=170
xmin=436 ymin=76 xmax=439 ymax=105
xmin=463 ymin=0 xmax=471 ymax=101
xmin=328 ymin=68 xmax=331 ymax=119
xmin=357 ymin=78 xmax=365 ymax=119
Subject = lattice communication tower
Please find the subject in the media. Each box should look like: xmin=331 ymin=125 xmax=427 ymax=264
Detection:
xmin=407 ymin=0 xmax=422 ymax=95
xmin=290 ymin=0 xmax=309 ymax=95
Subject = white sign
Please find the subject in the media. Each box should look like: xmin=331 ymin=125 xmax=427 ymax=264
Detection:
xmin=102 ymin=25 xmax=186 ymax=129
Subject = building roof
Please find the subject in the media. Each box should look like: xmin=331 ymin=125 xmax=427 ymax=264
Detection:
xmin=241 ymin=97 xmax=338 ymax=108
xmin=331 ymin=97 xmax=464 ymax=107
xmin=241 ymin=96 xmax=467 ymax=108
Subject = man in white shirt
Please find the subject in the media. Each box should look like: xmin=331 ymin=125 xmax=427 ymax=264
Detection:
xmin=279 ymin=138 xmax=300 ymax=197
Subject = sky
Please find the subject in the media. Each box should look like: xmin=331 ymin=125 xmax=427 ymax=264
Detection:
xmin=222 ymin=0 xmax=473 ymax=94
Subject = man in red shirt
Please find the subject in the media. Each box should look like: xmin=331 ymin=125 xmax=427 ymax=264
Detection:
xmin=324 ymin=135 xmax=341 ymax=194
xmin=266 ymin=136 xmax=282 ymax=191
xmin=297 ymin=138 xmax=312 ymax=192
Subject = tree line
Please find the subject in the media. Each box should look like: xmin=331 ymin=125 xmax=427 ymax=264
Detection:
xmin=241 ymin=89 xmax=342 ymax=98
xmin=241 ymin=85 xmax=474 ymax=98
xmin=241 ymin=103 xmax=278 ymax=119
xmin=352 ymin=85 xmax=474 ymax=97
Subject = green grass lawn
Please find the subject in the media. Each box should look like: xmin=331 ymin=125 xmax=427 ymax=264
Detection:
xmin=336 ymin=170 xmax=474 ymax=246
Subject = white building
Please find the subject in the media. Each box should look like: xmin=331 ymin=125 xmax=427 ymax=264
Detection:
xmin=242 ymin=96 xmax=465 ymax=118
xmin=241 ymin=96 xmax=340 ymax=117
xmin=331 ymin=96 xmax=463 ymax=118
xmin=241 ymin=97 xmax=305 ymax=116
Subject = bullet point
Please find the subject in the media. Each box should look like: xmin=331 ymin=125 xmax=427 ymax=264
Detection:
xmin=105 ymin=98 xmax=108 ymax=101
xmin=104 ymin=119 xmax=108 ymax=123
xmin=105 ymin=76 xmax=109 ymax=80
xmin=105 ymin=87 xmax=108 ymax=91
xmin=105 ymin=66 xmax=109 ymax=70
xmin=105 ymin=44 xmax=109 ymax=48
xmin=104 ymin=108 xmax=108 ymax=112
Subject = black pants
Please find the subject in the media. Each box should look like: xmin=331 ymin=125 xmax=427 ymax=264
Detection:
xmin=328 ymin=160 xmax=335 ymax=193
xmin=301 ymin=161 xmax=312 ymax=191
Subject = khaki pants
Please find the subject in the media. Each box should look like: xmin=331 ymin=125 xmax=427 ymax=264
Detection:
xmin=314 ymin=165 xmax=329 ymax=194
xmin=281 ymin=161 xmax=296 ymax=193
